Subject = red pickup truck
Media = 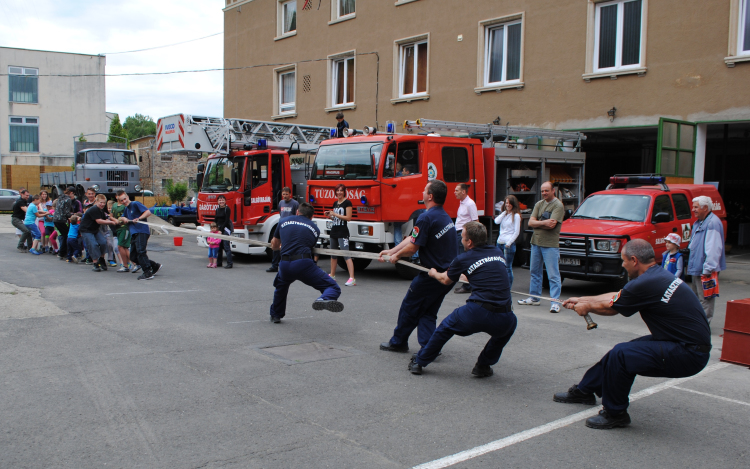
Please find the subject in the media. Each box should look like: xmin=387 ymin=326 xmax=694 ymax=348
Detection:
xmin=556 ymin=175 xmax=727 ymax=288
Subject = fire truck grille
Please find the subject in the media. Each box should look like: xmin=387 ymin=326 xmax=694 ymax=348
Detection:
xmin=559 ymin=237 xmax=588 ymax=251
xmin=106 ymin=170 xmax=128 ymax=187
xmin=313 ymin=205 xmax=360 ymax=219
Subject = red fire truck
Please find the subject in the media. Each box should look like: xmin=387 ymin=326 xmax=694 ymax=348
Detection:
xmin=156 ymin=114 xmax=330 ymax=254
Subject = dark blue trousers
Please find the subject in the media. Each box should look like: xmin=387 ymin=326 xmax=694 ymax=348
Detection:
xmin=577 ymin=335 xmax=710 ymax=412
xmin=389 ymin=272 xmax=454 ymax=348
xmin=415 ymin=302 xmax=517 ymax=367
xmin=270 ymin=258 xmax=341 ymax=318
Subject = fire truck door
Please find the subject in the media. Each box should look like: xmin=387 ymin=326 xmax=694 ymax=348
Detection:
xmin=243 ymin=153 xmax=270 ymax=223
xmin=651 ymin=194 xmax=676 ymax=260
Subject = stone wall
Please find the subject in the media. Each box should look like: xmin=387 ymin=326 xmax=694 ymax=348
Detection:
xmin=135 ymin=142 xmax=205 ymax=198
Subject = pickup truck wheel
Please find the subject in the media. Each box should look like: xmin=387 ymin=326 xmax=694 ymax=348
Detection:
xmin=168 ymin=216 xmax=180 ymax=227
xmin=337 ymin=257 xmax=372 ymax=272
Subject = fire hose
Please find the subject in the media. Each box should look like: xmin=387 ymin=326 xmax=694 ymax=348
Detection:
xmin=139 ymin=220 xmax=597 ymax=330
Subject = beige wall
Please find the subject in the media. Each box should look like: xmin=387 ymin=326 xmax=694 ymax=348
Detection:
xmin=223 ymin=0 xmax=749 ymax=131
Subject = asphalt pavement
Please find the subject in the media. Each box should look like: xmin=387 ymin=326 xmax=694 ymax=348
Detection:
xmin=1 ymin=215 xmax=748 ymax=468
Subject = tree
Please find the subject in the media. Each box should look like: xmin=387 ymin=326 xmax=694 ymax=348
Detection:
xmin=164 ymin=179 xmax=189 ymax=204
xmin=123 ymin=114 xmax=157 ymax=141
xmin=107 ymin=114 xmax=128 ymax=144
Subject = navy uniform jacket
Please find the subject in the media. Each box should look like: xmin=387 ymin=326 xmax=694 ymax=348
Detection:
xmin=273 ymin=215 xmax=320 ymax=257
xmin=410 ymin=205 xmax=457 ymax=271
xmin=447 ymin=244 xmax=511 ymax=307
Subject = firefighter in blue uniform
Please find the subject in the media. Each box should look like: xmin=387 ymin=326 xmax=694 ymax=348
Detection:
xmin=408 ymin=221 xmax=517 ymax=376
xmin=269 ymin=202 xmax=343 ymax=323
xmin=555 ymin=239 xmax=711 ymax=429
xmin=378 ymin=180 xmax=458 ymax=353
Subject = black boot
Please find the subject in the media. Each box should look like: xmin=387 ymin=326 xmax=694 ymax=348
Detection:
xmin=553 ymin=385 xmax=597 ymax=405
xmin=585 ymin=408 xmax=631 ymax=429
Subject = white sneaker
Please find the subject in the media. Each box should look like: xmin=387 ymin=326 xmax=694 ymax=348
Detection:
xmin=518 ymin=297 xmax=541 ymax=306
xmin=550 ymin=302 xmax=561 ymax=313
xmin=345 ymin=278 xmax=356 ymax=286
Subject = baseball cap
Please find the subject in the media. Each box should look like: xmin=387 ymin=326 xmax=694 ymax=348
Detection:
xmin=665 ymin=233 xmax=682 ymax=246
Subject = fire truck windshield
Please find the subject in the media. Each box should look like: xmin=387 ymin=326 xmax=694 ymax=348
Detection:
xmin=201 ymin=157 xmax=245 ymax=192
xmin=572 ymin=194 xmax=651 ymax=222
xmin=311 ymin=142 xmax=383 ymax=180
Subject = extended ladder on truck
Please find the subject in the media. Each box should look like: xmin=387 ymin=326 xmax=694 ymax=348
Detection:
xmin=402 ymin=118 xmax=586 ymax=150
xmin=156 ymin=114 xmax=333 ymax=156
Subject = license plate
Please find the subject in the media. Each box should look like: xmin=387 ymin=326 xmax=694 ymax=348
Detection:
xmin=358 ymin=206 xmax=375 ymax=214
xmin=560 ymin=257 xmax=580 ymax=266
xmin=325 ymin=220 xmax=332 ymax=230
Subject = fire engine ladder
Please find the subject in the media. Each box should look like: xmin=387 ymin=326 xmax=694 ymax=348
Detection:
xmin=402 ymin=118 xmax=586 ymax=149
xmin=162 ymin=115 xmax=333 ymax=155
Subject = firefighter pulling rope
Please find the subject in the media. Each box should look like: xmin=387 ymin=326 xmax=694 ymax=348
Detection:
xmin=140 ymin=219 xmax=597 ymax=330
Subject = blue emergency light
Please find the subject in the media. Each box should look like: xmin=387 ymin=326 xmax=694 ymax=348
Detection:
xmin=330 ymin=128 xmax=337 ymax=138
xmin=360 ymin=195 xmax=368 ymax=206
xmin=309 ymin=194 xmax=315 ymax=203
xmin=257 ymin=138 xmax=268 ymax=149
xmin=386 ymin=122 xmax=395 ymax=134
xmin=609 ymin=175 xmax=665 ymax=185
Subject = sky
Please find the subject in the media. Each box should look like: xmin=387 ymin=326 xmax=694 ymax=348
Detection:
xmin=0 ymin=0 xmax=225 ymax=123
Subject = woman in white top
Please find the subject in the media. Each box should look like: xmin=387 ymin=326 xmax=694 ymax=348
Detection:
xmin=494 ymin=195 xmax=522 ymax=287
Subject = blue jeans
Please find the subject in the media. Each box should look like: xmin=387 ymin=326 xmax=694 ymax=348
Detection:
xmin=208 ymin=247 xmax=219 ymax=258
xmin=577 ymin=335 xmax=709 ymax=412
xmin=81 ymin=231 xmax=107 ymax=260
xmin=67 ymin=238 xmax=80 ymax=259
xmin=25 ymin=223 xmax=42 ymax=240
xmin=529 ymin=244 xmax=561 ymax=301
xmin=415 ymin=302 xmax=517 ymax=368
xmin=389 ymin=272 xmax=454 ymax=349
xmin=394 ymin=222 xmax=404 ymax=245
xmin=270 ymin=258 xmax=341 ymax=318
xmin=497 ymin=243 xmax=517 ymax=287
xmin=456 ymin=230 xmax=465 ymax=254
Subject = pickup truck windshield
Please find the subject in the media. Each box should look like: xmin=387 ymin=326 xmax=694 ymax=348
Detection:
xmin=572 ymin=194 xmax=651 ymax=222
xmin=201 ymin=157 xmax=245 ymax=192
xmin=85 ymin=151 xmax=136 ymax=165
xmin=311 ymin=142 xmax=383 ymax=180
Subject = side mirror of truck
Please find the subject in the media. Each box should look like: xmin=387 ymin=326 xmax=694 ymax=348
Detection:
xmin=197 ymin=163 xmax=205 ymax=173
xmin=652 ymin=212 xmax=671 ymax=224
xmin=564 ymin=209 xmax=573 ymax=221
xmin=196 ymin=173 xmax=204 ymax=191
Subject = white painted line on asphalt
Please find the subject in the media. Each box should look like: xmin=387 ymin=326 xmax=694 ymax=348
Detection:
xmin=106 ymin=290 xmax=201 ymax=295
xmin=412 ymin=362 xmax=730 ymax=469
xmin=228 ymin=316 xmax=314 ymax=324
xmin=673 ymin=386 xmax=750 ymax=407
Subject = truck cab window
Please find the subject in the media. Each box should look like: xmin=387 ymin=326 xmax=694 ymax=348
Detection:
xmin=396 ymin=142 xmax=420 ymax=176
xmin=247 ymin=154 xmax=269 ymax=189
xmin=383 ymin=143 xmax=397 ymax=178
xmin=652 ymin=195 xmax=675 ymax=222
xmin=442 ymin=146 xmax=469 ymax=182
xmin=202 ymin=157 xmax=244 ymax=192
xmin=672 ymin=193 xmax=692 ymax=220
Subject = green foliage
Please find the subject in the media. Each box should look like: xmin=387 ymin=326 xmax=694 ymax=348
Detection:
xmin=164 ymin=179 xmax=189 ymax=204
xmin=107 ymin=114 xmax=128 ymax=144
xmin=123 ymin=114 xmax=157 ymax=142
xmin=78 ymin=132 xmax=87 ymax=142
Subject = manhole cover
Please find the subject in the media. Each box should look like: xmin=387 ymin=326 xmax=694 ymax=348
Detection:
xmin=259 ymin=342 xmax=355 ymax=364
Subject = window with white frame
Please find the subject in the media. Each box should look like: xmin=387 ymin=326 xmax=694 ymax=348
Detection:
xmin=399 ymin=40 xmax=428 ymax=97
xmin=594 ymin=0 xmax=643 ymax=71
xmin=279 ymin=0 xmax=296 ymax=36
xmin=338 ymin=0 xmax=355 ymax=18
xmin=739 ymin=0 xmax=750 ymax=55
xmin=332 ymin=56 xmax=355 ymax=106
xmin=8 ymin=67 xmax=39 ymax=103
xmin=484 ymin=21 xmax=522 ymax=85
xmin=9 ymin=116 xmax=39 ymax=152
xmin=279 ymin=70 xmax=296 ymax=114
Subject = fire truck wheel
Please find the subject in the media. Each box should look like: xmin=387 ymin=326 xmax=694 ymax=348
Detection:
xmin=395 ymin=260 xmax=421 ymax=280
xmin=337 ymin=257 xmax=372 ymax=272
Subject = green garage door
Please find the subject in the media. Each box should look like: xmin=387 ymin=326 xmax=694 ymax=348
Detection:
xmin=656 ymin=118 xmax=696 ymax=178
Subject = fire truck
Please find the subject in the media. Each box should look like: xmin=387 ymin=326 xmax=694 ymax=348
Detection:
xmin=156 ymin=114 xmax=330 ymax=255
xmin=307 ymin=119 xmax=587 ymax=274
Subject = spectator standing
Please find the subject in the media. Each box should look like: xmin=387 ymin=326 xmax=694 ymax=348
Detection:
xmin=453 ymin=183 xmax=478 ymax=294
xmin=81 ymin=187 xmax=97 ymax=264
xmin=53 ymin=187 xmax=77 ymax=260
xmin=518 ymin=182 xmax=564 ymax=313
xmin=686 ymin=195 xmax=726 ymax=324
xmin=117 ymin=190 xmax=162 ymax=280
xmin=207 ymin=222 xmax=221 ymax=268
xmin=267 ymin=187 xmax=300 ymax=273
xmin=326 ymin=184 xmax=356 ymax=286
xmin=79 ymin=194 xmax=117 ymax=272
xmin=494 ymin=195 xmax=522 ymax=287
xmin=24 ymin=194 xmax=48 ymax=255
xmin=214 ymin=195 xmax=233 ymax=269
xmin=12 ymin=189 xmax=31 ymax=252
xmin=661 ymin=233 xmax=684 ymax=279
xmin=335 ymin=112 xmax=349 ymax=138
